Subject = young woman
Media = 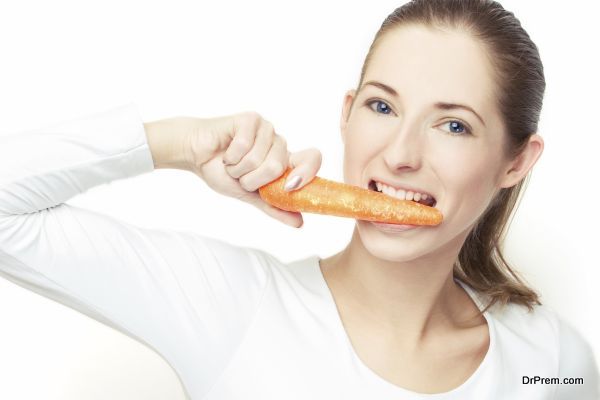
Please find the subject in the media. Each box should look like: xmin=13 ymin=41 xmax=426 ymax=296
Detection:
xmin=1 ymin=0 xmax=597 ymax=399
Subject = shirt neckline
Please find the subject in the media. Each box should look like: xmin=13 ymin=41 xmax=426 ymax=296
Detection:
xmin=305 ymin=254 xmax=497 ymax=397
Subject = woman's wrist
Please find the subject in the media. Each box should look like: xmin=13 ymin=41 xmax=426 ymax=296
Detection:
xmin=143 ymin=118 xmax=194 ymax=170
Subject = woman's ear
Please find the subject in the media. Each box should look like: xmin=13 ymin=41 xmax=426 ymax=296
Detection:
xmin=340 ymin=89 xmax=357 ymax=145
xmin=499 ymin=133 xmax=544 ymax=188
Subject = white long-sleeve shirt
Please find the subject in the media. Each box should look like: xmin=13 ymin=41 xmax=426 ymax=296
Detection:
xmin=0 ymin=103 xmax=598 ymax=400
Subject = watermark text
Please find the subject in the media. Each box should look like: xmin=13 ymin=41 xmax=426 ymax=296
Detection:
xmin=522 ymin=376 xmax=584 ymax=385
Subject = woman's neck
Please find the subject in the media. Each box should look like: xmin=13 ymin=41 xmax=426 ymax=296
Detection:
xmin=319 ymin=227 xmax=479 ymax=345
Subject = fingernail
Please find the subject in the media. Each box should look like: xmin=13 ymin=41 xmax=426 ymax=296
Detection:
xmin=284 ymin=175 xmax=302 ymax=191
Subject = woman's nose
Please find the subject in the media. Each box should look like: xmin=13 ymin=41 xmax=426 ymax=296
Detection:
xmin=381 ymin=123 xmax=424 ymax=172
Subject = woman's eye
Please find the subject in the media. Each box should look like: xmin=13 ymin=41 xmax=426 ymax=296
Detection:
xmin=367 ymin=100 xmax=393 ymax=115
xmin=440 ymin=120 xmax=472 ymax=136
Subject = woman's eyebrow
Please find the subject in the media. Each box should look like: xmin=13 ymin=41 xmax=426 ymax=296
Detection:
xmin=434 ymin=102 xmax=486 ymax=127
xmin=361 ymin=80 xmax=486 ymax=127
xmin=362 ymin=80 xmax=399 ymax=97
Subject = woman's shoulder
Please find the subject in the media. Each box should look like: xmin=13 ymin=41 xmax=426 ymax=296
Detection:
xmin=487 ymin=299 xmax=598 ymax=385
xmin=462 ymin=280 xmax=561 ymax=341
xmin=486 ymin=298 xmax=579 ymax=349
xmin=487 ymin=299 xmax=560 ymax=336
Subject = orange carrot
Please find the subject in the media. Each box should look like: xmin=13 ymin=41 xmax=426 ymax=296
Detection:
xmin=258 ymin=168 xmax=443 ymax=226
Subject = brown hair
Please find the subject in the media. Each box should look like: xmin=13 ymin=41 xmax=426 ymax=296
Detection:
xmin=354 ymin=0 xmax=545 ymax=312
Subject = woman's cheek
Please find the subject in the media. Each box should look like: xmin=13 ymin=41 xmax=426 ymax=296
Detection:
xmin=343 ymin=118 xmax=384 ymax=175
xmin=443 ymin=156 xmax=500 ymax=226
xmin=427 ymin=132 xmax=475 ymax=168
xmin=343 ymin=135 xmax=377 ymax=184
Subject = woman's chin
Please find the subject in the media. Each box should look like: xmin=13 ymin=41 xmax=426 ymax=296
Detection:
xmin=355 ymin=219 xmax=434 ymax=262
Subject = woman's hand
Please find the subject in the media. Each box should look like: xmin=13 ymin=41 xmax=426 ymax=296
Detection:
xmin=145 ymin=112 xmax=322 ymax=228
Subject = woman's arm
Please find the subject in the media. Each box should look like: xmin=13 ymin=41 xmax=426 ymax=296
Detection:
xmin=0 ymin=104 xmax=271 ymax=397
xmin=0 ymin=103 xmax=155 ymax=217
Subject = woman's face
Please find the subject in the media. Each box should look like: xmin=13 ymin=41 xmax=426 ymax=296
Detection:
xmin=341 ymin=24 xmax=519 ymax=262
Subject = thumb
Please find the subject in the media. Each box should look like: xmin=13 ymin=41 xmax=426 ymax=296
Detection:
xmin=283 ymin=147 xmax=322 ymax=192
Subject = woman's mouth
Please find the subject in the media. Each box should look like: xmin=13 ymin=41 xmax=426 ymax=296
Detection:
xmin=368 ymin=179 xmax=437 ymax=208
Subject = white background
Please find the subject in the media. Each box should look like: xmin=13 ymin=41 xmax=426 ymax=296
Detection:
xmin=0 ymin=0 xmax=598 ymax=398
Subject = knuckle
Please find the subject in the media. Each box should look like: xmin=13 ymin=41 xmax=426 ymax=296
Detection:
xmin=276 ymin=134 xmax=287 ymax=147
xmin=239 ymin=176 xmax=255 ymax=192
xmin=263 ymin=120 xmax=274 ymax=133
xmin=309 ymin=147 xmax=322 ymax=161
xmin=266 ymin=159 xmax=285 ymax=176
xmin=236 ymin=111 xmax=260 ymax=127
xmin=226 ymin=167 xmax=242 ymax=179
xmin=232 ymin=136 xmax=252 ymax=151
xmin=246 ymin=154 xmax=262 ymax=169
xmin=246 ymin=111 xmax=262 ymax=122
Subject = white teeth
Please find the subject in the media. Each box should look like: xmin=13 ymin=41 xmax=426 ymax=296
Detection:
xmin=374 ymin=180 xmax=432 ymax=203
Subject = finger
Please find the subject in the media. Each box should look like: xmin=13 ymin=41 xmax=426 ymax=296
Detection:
xmin=222 ymin=113 xmax=260 ymax=166
xmin=238 ymin=134 xmax=288 ymax=192
xmin=283 ymin=147 xmax=323 ymax=191
xmin=241 ymin=191 xmax=303 ymax=228
xmin=226 ymin=119 xmax=274 ymax=179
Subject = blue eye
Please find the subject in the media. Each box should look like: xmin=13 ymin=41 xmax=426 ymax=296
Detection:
xmin=441 ymin=120 xmax=472 ymax=136
xmin=367 ymin=99 xmax=393 ymax=115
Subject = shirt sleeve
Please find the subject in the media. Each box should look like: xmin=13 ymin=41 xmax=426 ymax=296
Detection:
xmin=0 ymin=103 xmax=271 ymax=397
xmin=553 ymin=317 xmax=600 ymax=400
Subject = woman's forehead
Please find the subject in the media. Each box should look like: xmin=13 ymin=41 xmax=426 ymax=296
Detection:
xmin=363 ymin=24 xmax=497 ymax=112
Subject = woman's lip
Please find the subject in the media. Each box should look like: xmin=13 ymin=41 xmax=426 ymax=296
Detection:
xmin=369 ymin=221 xmax=419 ymax=233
